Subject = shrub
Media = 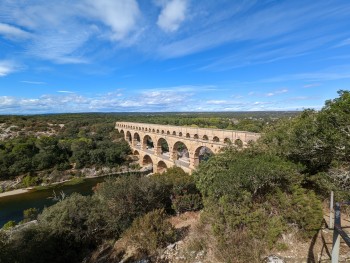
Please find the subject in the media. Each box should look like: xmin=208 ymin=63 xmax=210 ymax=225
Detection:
xmin=0 ymin=231 xmax=12 ymax=262
xmin=151 ymin=167 xmax=203 ymax=214
xmin=172 ymin=193 xmax=202 ymax=214
xmin=2 ymin=220 xmax=17 ymax=230
xmin=122 ymin=209 xmax=177 ymax=257
xmin=38 ymin=193 xmax=108 ymax=245
xmin=194 ymin=148 xmax=323 ymax=262
xmin=22 ymin=208 xmax=39 ymax=223
xmin=4 ymin=224 xmax=85 ymax=263
xmin=94 ymin=175 xmax=168 ymax=236
xmin=270 ymin=186 xmax=323 ymax=238
xmin=22 ymin=175 xmax=41 ymax=187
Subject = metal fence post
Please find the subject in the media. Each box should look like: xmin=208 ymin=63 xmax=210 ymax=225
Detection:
xmin=331 ymin=230 xmax=340 ymax=263
xmin=330 ymin=191 xmax=334 ymax=229
xmin=332 ymin=202 xmax=341 ymax=263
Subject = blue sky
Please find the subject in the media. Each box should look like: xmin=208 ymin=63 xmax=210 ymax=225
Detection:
xmin=0 ymin=0 xmax=350 ymax=114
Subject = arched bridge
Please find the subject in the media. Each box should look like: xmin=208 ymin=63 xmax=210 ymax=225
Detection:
xmin=116 ymin=122 xmax=261 ymax=174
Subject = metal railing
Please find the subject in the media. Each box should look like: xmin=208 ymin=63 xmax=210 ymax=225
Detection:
xmin=331 ymin=195 xmax=350 ymax=263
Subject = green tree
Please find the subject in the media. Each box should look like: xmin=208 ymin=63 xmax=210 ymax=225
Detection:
xmin=39 ymin=193 xmax=108 ymax=245
xmin=94 ymin=175 xmax=168 ymax=236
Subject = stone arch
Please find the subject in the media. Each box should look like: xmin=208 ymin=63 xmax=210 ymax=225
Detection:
xmin=179 ymin=132 xmax=182 ymax=137
xmin=152 ymin=129 xmax=155 ymax=132
xmin=157 ymin=161 xmax=167 ymax=174
xmin=193 ymin=146 xmax=214 ymax=167
xmin=133 ymin=132 xmax=141 ymax=147
xmin=213 ymin=136 xmax=219 ymax=142
xmin=133 ymin=150 xmax=140 ymax=162
xmin=143 ymin=135 xmax=154 ymax=151
xmin=142 ymin=155 xmax=154 ymax=173
xmin=167 ymin=131 xmax=170 ymax=135
xmin=186 ymin=133 xmax=190 ymax=138
xmin=173 ymin=141 xmax=190 ymax=167
xmin=157 ymin=129 xmax=160 ymax=133
xmin=126 ymin=131 xmax=132 ymax=143
xmin=194 ymin=134 xmax=199 ymax=139
xmin=202 ymin=135 xmax=209 ymax=140
xmin=224 ymin=138 xmax=232 ymax=144
xmin=234 ymin=138 xmax=243 ymax=148
xmin=143 ymin=154 xmax=153 ymax=165
xmin=162 ymin=130 xmax=165 ymax=134
xmin=118 ymin=129 xmax=125 ymax=137
xmin=156 ymin=138 xmax=170 ymax=156
xmin=172 ymin=131 xmax=176 ymax=136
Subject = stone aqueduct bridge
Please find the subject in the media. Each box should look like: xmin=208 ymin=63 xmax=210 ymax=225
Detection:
xmin=116 ymin=122 xmax=261 ymax=174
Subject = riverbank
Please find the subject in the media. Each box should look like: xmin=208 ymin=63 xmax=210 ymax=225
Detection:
xmin=0 ymin=169 xmax=150 ymax=199
xmin=0 ymin=188 xmax=34 ymax=198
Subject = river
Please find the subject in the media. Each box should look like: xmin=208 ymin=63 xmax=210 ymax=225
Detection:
xmin=0 ymin=176 xmax=110 ymax=227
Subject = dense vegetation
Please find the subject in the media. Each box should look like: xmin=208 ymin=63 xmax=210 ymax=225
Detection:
xmin=0 ymin=167 xmax=201 ymax=263
xmin=0 ymin=91 xmax=349 ymax=262
xmin=0 ymin=118 xmax=131 ymax=190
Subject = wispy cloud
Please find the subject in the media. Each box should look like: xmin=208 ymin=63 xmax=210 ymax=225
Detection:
xmin=261 ymin=67 xmax=350 ymax=83
xmin=265 ymin=89 xmax=288 ymax=97
xmin=21 ymin=80 xmax=46 ymax=85
xmin=334 ymin=38 xmax=350 ymax=48
xmin=0 ymin=60 xmax=19 ymax=77
xmin=0 ymin=0 xmax=142 ymax=64
xmin=158 ymin=1 xmax=350 ymax=60
xmin=57 ymin=91 xmax=75 ymax=94
xmin=156 ymin=0 xmax=188 ymax=32
xmin=0 ymin=23 xmax=31 ymax=39
xmin=303 ymin=83 xmax=321 ymax=88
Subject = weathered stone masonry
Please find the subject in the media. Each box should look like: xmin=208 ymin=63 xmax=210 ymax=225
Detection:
xmin=116 ymin=122 xmax=261 ymax=174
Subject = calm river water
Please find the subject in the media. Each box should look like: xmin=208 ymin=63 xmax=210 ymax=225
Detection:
xmin=0 ymin=176 xmax=109 ymax=227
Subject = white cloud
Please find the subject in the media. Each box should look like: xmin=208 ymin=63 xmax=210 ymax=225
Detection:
xmin=266 ymin=89 xmax=288 ymax=96
xmin=157 ymin=0 xmax=188 ymax=32
xmin=85 ymin=0 xmax=141 ymax=41
xmin=0 ymin=87 xmax=195 ymax=113
xmin=206 ymin=100 xmax=229 ymax=105
xmin=0 ymin=23 xmax=31 ymax=39
xmin=0 ymin=61 xmax=18 ymax=77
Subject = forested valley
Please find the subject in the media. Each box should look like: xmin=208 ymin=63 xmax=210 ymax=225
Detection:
xmin=1 ymin=91 xmax=350 ymax=262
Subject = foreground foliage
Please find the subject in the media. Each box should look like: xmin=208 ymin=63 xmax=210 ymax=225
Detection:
xmin=0 ymin=168 xmax=200 ymax=263
xmin=194 ymin=149 xmax=323 ymax=262
xmin=121 ymin=209 xmax=177 ymax=258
